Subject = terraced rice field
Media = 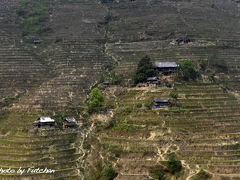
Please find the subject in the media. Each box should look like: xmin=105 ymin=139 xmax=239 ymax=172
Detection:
xmin=0 ymin=112 xmax=85 ymax=180
xmin=96 ymin=83 xmax=240 ymax=179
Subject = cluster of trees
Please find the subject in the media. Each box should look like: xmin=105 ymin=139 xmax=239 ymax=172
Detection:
xmin=133 ymin=55 xmax=156 ymax=84
xmin=150 ymin=153 xmax=182 ymax=179
xmin=177 ymin=60 xmax=199 ymax=81
xmin=100 ymin=72 xmax=123 ymax=85
xmin=133 ymin=56 xmax=199 ymax=84
xmin=17 ymin=0 xmax=51 ymax=36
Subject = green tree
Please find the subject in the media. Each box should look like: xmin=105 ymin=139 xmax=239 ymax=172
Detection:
xmin=102 ymin=163 xmax=118 ymax=180
xmin=166 ymin=153 xmax=182 ymax=175
xmin=88 ymin=88 xmax=104 ymax=112
xmin=52 ymin=112 xmax=66 ymax=128
xmin=133 ymin=55 xmax=156 ymax=84
xmin=177 ymin=60 xmax=199 ymax=81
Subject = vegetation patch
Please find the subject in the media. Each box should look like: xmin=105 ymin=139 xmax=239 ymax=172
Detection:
xmin=89 ymin=160 xmax=118 ymax=180
xmin=87 ymin=88 xmax=105 ymax=113
xmin=113 ymin=119 xmax=137 ymax=133
xmin=166 ymin=153 xmax=182 ymax=175
xmin=133 ymin=55 xmax=156 ymax=84
xmin=177 ymin=60 xmax=199 ymax=81
xmin=149 ymin=165 xmax=165 ymax=180
xmin=191 ymin=169 xmax=212 ymax=180
xmin=100 ymin=72 xmax=123 ymax=85
xmin=17 ymin=0 xmax=52 ymax=36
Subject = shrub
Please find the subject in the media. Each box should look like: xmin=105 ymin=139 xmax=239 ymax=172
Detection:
xmin=133 ymin=55 xmax=156 ymax=84
xmin=123 ymin=106 xmax=132 ymax=115
xmin=87 ymin=88 xmax=104 ymax=113
xmin=144 ymin=99 xmax=152 ymax=109
xmin=52 ymin=112 xmax=66 ymax=128
xmin=149 ymin=166 xmax=165 ymax=180
xmin=177 ymin=60 xmax=199 ymax=81
xmin=166 ymin=153 xmax=182 ymax=175
xmin=102 ymin=163 xmax=118 ymax=180
xmin=136 ymin=102 xmax=142 ymax=108
xmin=210 ymin=72 xmax=216 ymax=82
xmin=113 ymin=119 xmax=136 ymax=132
xmin=102 ymin=72 xmax=123 ymax=85
xmin=17 ymin=0 xmax=50 ymax=36
xmin=170 ymin=91 xmax=178 ymax=100
xmin=91 ymin=161 xmax=117 ymax=180
xmin=191 ymin=169 xmax=211 ymax=180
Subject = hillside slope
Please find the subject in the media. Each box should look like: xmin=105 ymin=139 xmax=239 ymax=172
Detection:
xmin=0 ymin=0 xmax=240 ymax=180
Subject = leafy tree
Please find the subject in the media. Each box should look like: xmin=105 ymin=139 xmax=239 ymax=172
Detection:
xmin=177 ymin=60 xmax=199 ymax=81
xmin=166 ymin=153 xmax=182 ymax=175
xmin=88 ymin=88 xmax=104 ymax=112
xmin=133 ymin=55 xmax=156 ymax=84
xmin=52 ymin=112 xmax=66 ymax=128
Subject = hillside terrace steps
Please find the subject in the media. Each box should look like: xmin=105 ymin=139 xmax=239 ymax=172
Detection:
xmin=0 ymin=112 xmax=84 ymax=179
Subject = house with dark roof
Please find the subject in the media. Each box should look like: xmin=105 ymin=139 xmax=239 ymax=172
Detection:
xmin=154 ymin=62 xmax=178 ymax=75
xmin=33 ymin=38 xmax=40 ymax=44
xmin=63 ymin=117 xmax=78 ymax=128
xmin=146 ymin=77 xmax=160 ymax=86
xmin=176 ymin=36 xmax=191 ymax=45
xmin=151 ymin=98 xmax=171 ymax=109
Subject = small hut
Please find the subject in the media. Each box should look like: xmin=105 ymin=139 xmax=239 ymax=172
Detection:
xmin=147 ymin=77 xmax=160 ymax=86
xmin=103 ymin=81 xmax=110 ymax=87
xmin=63 ymin=117 xmax=78 ymax=128
xmin=33 ymin=38 xmax=40 ymax=44
xmin=33 ymin=117 xmax=55 ymax=128
xmin=176 ymin=36 xmax=191 ymax=45
xmin=151 ymin=98 xmax=170 ymax=109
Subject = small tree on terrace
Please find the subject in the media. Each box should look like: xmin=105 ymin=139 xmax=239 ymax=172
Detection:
xmin=177 ymin=60 xmax=199 ymax=81
xmin=133 ymin=55 xmax=156 ymax=84
xmin=88 ymin=88 xmax=104 ymax=113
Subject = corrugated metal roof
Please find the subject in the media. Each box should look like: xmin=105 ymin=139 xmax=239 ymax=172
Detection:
xmin=147 ymin=77 xmax=158 ymax=81
xmin=154 ymin=62 xmax=178 ymax=68
xmin=37 ymin=117 xmax=55 ymax=123
xmin=65 ymin=117 xmax=76 ymax=123
xmin=154 ymin=98 xmax=169 ymax=103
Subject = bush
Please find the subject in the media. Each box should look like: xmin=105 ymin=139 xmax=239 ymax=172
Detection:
xmin=52 ymin=112 xmax=66 ymax=128
xmin=123 ymin=106 xmax=132 ymax=115
xmin=88 ymin=88 xmax=104 ymax=113
xmin=17 ymin=0 xmax=50 ymax=36
xmin=136 ymin=102 xmax=142 ymax=108
xmin=102 ymin=72 xmax=123 ymax=85
xmin=177 ymin=60 xmax=199 ymax=81
xmin=133 ymin=55 xmax=156 ymax=84
xmin=170 ymin=91 xmax=178 ymax=100
xmin=191 ymin=169 xmax=211 ymax=180
xmin=113 ymin=119 xmax=136 ymax=132
xmin=149 ymin=166 xmax=165 ymax=180
xmin=144 ymin=99 xmax=152 ymax=109
xmin=102 ymin=164 xmax=118 ymax=180
xmin=166 ymin=153 xmax=182 ymax=175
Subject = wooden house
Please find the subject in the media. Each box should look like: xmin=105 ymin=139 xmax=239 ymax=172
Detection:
xmin=146 ymin=77 xmax=160 ymax=86
xmin=63 ymin=117 xmax=78 ymax=128
xmin=151 ymin=98 xmax=170 ymax=109
xmin=176 ymin=36 xmax=191 ymax=45
xmin=154 ymin=62 xmax=178 ymax=75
